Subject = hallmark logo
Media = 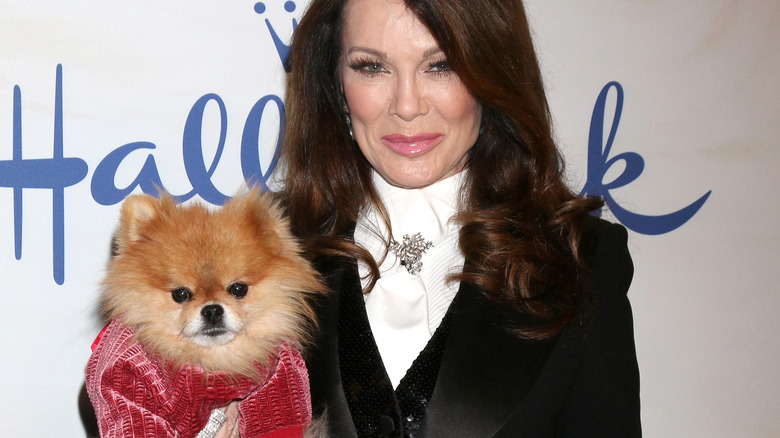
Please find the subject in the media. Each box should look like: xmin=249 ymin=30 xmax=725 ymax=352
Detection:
xmin=1 ymin=6 xmax=711 ymax=285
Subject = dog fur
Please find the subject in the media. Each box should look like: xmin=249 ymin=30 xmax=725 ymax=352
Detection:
xmin=100 ymin=189 xmax=325 ymax=379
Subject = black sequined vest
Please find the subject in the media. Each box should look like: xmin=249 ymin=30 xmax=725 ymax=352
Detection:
xmin=338 ymin=265 xmax=452 ymax=438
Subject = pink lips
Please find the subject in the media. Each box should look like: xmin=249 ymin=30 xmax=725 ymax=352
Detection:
xmin=380 ymin=133 xmax=444 ymax=156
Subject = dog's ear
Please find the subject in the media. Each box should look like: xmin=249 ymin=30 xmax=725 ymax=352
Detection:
xmin=225 ymin=187 xmax=285 ymax=232
xmin=115 ymin=194 xmax=163 ymax=252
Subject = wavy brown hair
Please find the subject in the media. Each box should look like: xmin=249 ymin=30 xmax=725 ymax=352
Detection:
xmin=280 ymin=0 xmax=603 ymax=338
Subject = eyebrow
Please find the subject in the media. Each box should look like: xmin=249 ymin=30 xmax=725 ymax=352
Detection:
xmin=346 ymin=46 xmax=444 ymax=59
xmin=347 ymin=47 xmax=387 ymax=58
xmin=423 ymin=47 xmax=443 ymax=58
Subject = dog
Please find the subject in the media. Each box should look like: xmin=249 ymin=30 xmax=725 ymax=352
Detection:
xmin=87 ymin=189 xmax=326 ymax=437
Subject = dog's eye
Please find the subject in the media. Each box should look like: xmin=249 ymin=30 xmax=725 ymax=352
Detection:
xmin=171 ymin=287 xmax=192 ymax=303
xmin=227 ymin=282 xmax=248 ymax=299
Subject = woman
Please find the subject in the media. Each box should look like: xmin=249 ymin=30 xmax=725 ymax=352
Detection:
xmin=276 ymin=0 xmax=640 ymax=436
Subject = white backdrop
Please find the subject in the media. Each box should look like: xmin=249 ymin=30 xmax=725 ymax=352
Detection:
xmin=1 ymin=1 xmax=778 ymax=436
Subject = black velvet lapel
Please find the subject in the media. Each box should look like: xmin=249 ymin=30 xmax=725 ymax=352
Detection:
xmin=307 ymin=256 xmax=358 ymax=437
xmin=337 ymin=260 xmax=401 ymax=437
xmin=420 ymin=282 xmax=560 ymax=437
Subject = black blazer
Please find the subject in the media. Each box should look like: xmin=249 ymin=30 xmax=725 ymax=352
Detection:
xmin=306 ymin=217 xmax=641 ymax=437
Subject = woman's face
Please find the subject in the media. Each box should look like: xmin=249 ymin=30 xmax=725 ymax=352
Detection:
xmin=340 ymin=0 xmax=481 ymax=189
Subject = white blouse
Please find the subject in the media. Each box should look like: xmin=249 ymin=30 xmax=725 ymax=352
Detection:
xmin=355 ymin=170 xmax=465 ymax=388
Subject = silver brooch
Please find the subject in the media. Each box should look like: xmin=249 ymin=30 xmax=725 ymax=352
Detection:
xmin=389 ymin=232 xmax=434 ymax=275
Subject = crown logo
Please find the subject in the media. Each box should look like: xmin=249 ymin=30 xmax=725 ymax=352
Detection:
xmin=255 ymin=1 xmax=298 ymax=72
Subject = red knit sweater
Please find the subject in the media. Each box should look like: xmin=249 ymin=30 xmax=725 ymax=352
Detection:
xmin=86 ymin=319 xmax=311 ymax=438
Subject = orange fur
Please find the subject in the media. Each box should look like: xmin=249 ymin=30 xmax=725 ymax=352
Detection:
xmin=100 ymin=188 xmax=326 ymax=378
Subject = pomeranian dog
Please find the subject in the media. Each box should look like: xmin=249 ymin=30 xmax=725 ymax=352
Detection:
xmin=87 ymin=188 xmax=326 ymax=438
xmin=101 ymin=188 xmax=324 ymax=374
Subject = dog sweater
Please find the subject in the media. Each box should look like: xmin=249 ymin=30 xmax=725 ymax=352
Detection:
xmin=85 ymin=318 xmax=311 ymax=438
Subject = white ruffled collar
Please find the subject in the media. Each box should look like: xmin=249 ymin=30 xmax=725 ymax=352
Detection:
xmin=355 ymin=170 xmax=465 ymax=387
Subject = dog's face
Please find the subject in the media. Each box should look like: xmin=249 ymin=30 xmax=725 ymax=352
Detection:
xmin=167 ymin=280 xmax=249 ymax=348
xmin=100 ymin=190 xmax=322 ymax=373
xmin=175 ymin=281 xmax=247 ymax=347
xmin=128 ymin=218 xmax=266 ymax=349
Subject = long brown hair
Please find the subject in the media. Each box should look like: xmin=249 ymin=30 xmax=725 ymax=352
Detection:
xmin=280 ymin=0 xmax=602 ymax=338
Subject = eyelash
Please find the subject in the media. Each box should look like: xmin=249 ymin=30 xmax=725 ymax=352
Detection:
xmin=427 ymin=60 xmax=453 ymax=77
xmin=348 ymin=57 xmax=386 ymax=77
xmin=347 ymin=57 xmax=454 ymax=78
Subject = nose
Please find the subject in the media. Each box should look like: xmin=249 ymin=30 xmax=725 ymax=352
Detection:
xmin=389 ymin=74 xmax=429 ymax=121
xmin=201 ymin=304 xmax=224 ymax=326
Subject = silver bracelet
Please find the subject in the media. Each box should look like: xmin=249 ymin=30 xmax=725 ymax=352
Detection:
xmin=195 ymin=409 xmax=229 ymax=438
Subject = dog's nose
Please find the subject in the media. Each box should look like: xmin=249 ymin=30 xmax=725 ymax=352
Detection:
xmin=201 ymin=304 xmax=224 ymax=325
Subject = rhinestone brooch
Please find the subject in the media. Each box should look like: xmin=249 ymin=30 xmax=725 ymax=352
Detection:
xmin=389 ymin=232 xmax=434 ymax=275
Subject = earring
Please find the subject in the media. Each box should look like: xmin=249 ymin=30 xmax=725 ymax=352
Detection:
xmin=345 ymin=114 xmax=354 ymax=140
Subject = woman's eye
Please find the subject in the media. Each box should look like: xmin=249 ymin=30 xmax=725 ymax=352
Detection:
xmin=361 ymin=63 xmax=384 ymax=73
xmin=428 ymin=60 xmax=452 ymax=73
xmin=349 ymin=59 xmax=387 ymax=76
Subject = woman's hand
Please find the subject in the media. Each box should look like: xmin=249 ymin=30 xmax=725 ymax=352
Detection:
xmin=214 ymin=402 xmax=240 ymax=438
